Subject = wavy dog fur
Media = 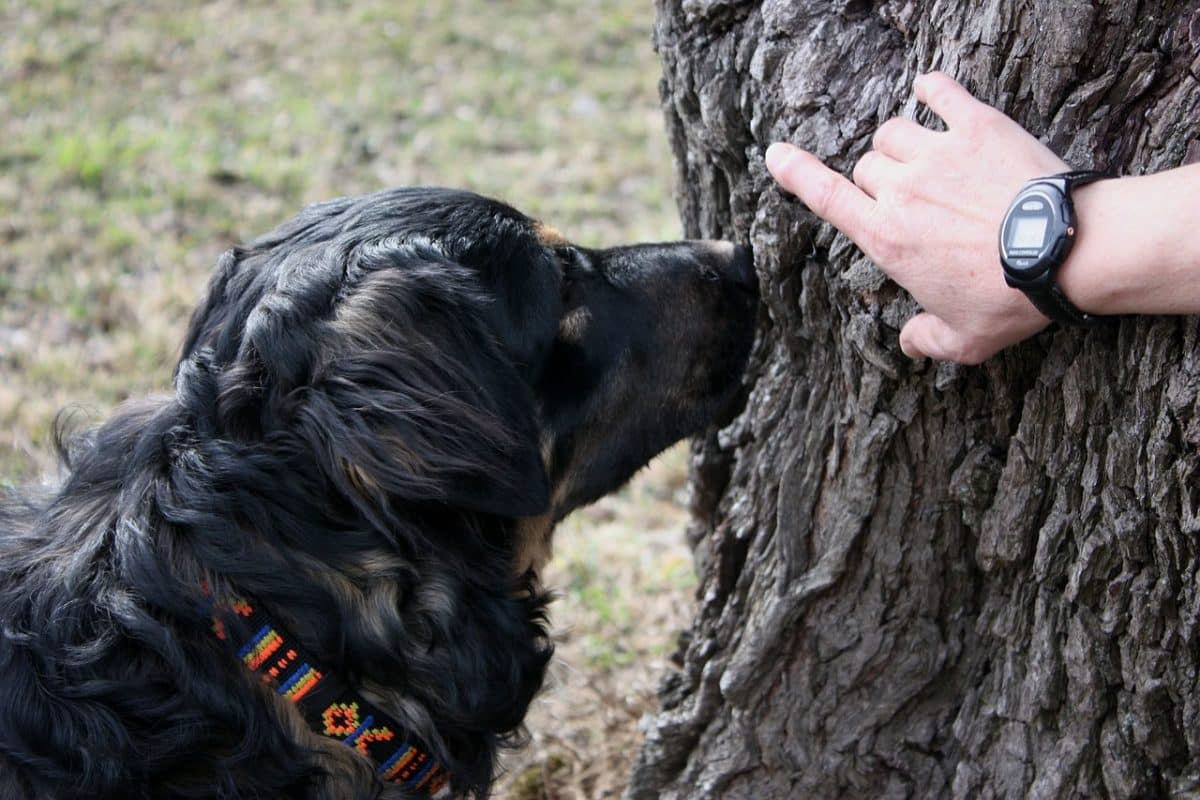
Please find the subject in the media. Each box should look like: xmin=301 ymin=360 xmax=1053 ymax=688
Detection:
xmin=0 ymin=188 xmax=757 ymax=799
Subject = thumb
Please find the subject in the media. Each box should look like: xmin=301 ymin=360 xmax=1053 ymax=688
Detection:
xmin=899 ymin=313 xmax=980 ymax=364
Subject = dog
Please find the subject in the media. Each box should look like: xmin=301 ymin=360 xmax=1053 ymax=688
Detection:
xmin=0 ymin=187 xmax=757 ymax=799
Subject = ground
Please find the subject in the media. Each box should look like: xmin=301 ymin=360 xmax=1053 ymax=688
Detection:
xmin=0 ymin=2 xmax=695 ymax=797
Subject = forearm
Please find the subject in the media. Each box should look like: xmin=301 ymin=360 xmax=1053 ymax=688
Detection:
xmin=1063 ymin=163 xmax=1200 ymax=316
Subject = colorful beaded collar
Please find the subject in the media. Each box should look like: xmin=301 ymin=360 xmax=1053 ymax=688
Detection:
xmin=212 ymin=593 xmax=450 ymax=796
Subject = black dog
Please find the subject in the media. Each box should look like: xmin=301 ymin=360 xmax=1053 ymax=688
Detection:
xmin=0 ymin=187 xmax=757 ymax=799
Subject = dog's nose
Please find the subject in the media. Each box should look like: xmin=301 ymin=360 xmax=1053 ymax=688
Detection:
xmin=696 ymin=240 xmax=758 ymax=296
xmin=728 ymin=245 xmax=758 ymax=293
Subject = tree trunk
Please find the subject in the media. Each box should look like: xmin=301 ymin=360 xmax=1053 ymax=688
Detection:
xmin=628 ymin=2 xmax=1200 ymax=798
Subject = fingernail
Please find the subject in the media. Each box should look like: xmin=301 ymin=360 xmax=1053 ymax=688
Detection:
xmin=765 ymin=142 xmax=797 ymax=172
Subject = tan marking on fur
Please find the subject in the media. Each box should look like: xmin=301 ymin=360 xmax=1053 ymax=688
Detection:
xmin=330 ymin=286 xmax=397 ymax=350
xmin=513 ymin=513 xmax=556 ymax=576
xmin=558 ymin=307 xmax=592 ymax=343
xmin=533 ymin=221 xmax=569 ymax=247
xmin=544 ymin=434 xmax=597 ymax=525
xmin=343 ymin=460 xmax=379 ymax=496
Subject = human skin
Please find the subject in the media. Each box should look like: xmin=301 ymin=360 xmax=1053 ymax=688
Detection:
xmin=765 ymin=71 xmax=1200 ymax=365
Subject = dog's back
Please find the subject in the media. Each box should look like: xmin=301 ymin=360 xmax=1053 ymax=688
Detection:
xmin=0 ymin=406 xmax=336 ymax=799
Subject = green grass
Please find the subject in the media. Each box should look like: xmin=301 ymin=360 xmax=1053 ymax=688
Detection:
xmin=0 ymin=0 xmax=679 ymax=479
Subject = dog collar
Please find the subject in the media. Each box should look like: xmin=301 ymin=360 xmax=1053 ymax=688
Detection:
xmin=212 ymin=593 xmax=450 ymax=796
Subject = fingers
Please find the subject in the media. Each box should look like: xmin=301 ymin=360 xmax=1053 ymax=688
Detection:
xmin=914 ymin=71 xmax=983 ymax=131
xmin=766 ymin=143 xmax=874 ymax=244
xmin=851 ymin=149 xmax=904 ymax=199
xmin=899 ymin=312 xmax=986 ymax=365
xmin=872 ymin=117 xmax=939 ymax=162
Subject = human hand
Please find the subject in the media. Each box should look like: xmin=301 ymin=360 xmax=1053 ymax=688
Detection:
xmin=766 ymin=72 xmax=1071 ymax=364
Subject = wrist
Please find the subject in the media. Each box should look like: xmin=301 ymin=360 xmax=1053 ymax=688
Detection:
xmin=1058 ymin=165 xmax=1200 ymax=317
xmin=1055 ymin=178 xmax=1127 ymax=316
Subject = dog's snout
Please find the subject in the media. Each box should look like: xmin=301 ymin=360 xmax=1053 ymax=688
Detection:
xmin=695 ymin=240 xmax=758 ymax=294
xmin=727 ymin=244 xmax=757 ymax=293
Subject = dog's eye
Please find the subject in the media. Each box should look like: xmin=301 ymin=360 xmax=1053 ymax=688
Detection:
xmin=557 ymin=250 xmax=576 ymax=276
xmin=556 ymin=248 xmax=592 ymax=291
xmin=559 ymin=248 xmax=589 ymax=272
xmin=556 ymin=250 xmax=583 ymax=302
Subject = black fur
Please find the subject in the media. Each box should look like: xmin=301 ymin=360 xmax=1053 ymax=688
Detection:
xmin=0 ymin=187 xmax=757 ymax=799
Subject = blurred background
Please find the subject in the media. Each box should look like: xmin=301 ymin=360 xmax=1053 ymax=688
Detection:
xmin=0 ymin=1 xmax=697 ymax=797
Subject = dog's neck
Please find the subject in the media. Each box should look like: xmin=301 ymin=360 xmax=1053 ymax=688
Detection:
xmin=213 ymin=593 xmax=451 ymax=796
xmin=513 ymin=512 xmax=557 ymax=575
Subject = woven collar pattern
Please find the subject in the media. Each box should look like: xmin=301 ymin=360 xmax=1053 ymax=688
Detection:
xmin=213 ymin=594 xmax=450 ymax=796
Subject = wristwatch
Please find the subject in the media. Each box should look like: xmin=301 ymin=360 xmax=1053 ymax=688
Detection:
xmin=999 ymin=170 xmax=1110 ymax=328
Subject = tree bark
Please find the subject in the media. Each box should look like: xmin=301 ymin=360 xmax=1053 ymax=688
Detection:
xmin=628 ymin=2 xmax=1200 ymax=798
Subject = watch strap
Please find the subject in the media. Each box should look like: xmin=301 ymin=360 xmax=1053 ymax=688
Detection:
xmin=1022 ymin=282 xmax=1107 ymax=329
xmin=1017 ymin=169 xmax=1112 ymax=328
xmin=1055 ymin=170 xmax=1110 ymax=191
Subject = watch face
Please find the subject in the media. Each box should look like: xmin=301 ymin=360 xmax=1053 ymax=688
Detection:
xmin=1008 ymin=215 xmax=1049 ymax=250
xmin=1001 ymin=185 xmax=1067 ymax=277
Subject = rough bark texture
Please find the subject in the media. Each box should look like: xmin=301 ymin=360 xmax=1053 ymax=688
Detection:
xmin=628 ymin=3 xmax=1200 ymax=798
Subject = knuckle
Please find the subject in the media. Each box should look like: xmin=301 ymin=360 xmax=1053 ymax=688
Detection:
xmin=963 ymin=107 xmax=996 ymax=135
xmin=956 ymin=113 xmax=986 ymax=143
xmin=979 ymin=107 xmax=1012 ymax=137
xmin=873 ymin=118 xmax=902 ymax=149
xmin=851 ymin=151 xmax=874 ymax=185
xmin=812 ymin=173 xmax=843 ymax=217
xmin=887 ymin=172 xmax=915 ymax=202
xmin=865 ymin=216 xmax=901 ymax=264
xmin=924 ymin=80 xmax=950 ymax=109
xmin=925 ymin=70 xmax=954 ymax=94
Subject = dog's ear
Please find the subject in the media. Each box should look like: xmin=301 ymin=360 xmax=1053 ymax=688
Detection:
xmin=465 ymin=228 xmax=564 ymax=386
xmin=436 ymin=379 xmax=551 ymax=519
xmin=289 ymin=251 xmax=552 ymax=521
xmin=181 ymin=218 xmax=555 ymax=520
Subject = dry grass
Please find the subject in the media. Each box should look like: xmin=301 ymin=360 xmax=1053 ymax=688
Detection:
xmin=0 ymin=0 xmax=682 ymax=477
xmin=1 ymin=1 xmax=695 ymax=797
xmin=498 ymin=446 xmax=694 ymax=799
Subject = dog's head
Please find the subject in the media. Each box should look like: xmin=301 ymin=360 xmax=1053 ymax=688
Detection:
xmin=179 ymin=188 xmax=757 ymax=555
xmin=534 ymin=236 xmax=757 ymax=508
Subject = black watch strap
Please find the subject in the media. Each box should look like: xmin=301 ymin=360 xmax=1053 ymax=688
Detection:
xmin=1020 ymin=170 xmax=1111 ymax=329
xmin=1056 ymin=170 xmax=1111 ymax=190
xmin=1022 ymin=281 xmax=1107 ymax=328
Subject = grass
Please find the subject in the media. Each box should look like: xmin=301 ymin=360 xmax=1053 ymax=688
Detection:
xmin=0 ymin=0 xmax=682 ymax=478
xmin=507 ymin=447 xmax=697 ymax=798
xmin=1 ymin=1 xmax=694 ymax=796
